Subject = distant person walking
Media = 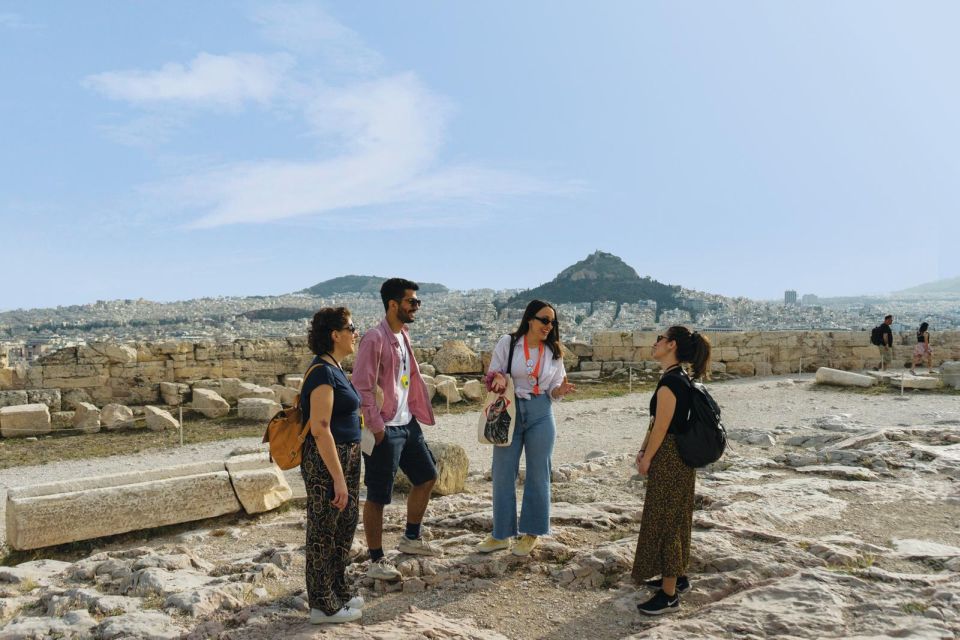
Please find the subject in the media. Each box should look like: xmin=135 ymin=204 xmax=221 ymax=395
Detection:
xmin=911 ymin=322 xmax=933 ymax=375
xmin=874 ymin=314 xmax=895 ymax=371
xmin=352 ymin=278 xmax=441 ymax=582
xmin=632 ymin=326 xmax=712 ymax=616
xmin=478 ymin=300 xmax=576 ymax=556
xmin=301 ymin=307 xmax=363 ymax=624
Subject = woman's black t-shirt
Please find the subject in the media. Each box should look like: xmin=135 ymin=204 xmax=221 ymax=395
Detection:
xmin=300 ymin=358 xmax=361 ymax=444
xmin=649 ymin=367 xmax=692 ymax=435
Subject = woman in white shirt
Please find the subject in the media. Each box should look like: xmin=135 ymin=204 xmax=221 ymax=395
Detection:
xmin=477 ymin=300 xmax=576 ymax=556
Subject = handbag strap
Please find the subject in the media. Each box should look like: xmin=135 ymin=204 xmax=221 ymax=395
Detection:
xmin=506 ymin=335 xmax=519 ymax=377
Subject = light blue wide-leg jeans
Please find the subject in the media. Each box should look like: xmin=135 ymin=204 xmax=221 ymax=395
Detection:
xmin=491 ymin=393 xmax=556 ymax=539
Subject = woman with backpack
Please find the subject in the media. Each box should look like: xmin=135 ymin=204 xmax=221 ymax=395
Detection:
xmin=476 ymin=300 xmax=576 ymax=557
xmin=911 ymin=322 xmax=933 ymax=375
xmin=300 ymin=307 xmax=364 ymax=624
xmin=632 ymin=325 xmax=712 ymax=615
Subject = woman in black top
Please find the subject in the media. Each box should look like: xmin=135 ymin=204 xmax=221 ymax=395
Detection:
xmin=301 ymin=307 xmax=363 ymax=625
xmin=632 ymin=325 xmax=712 ymax=616
xmin=911 ymin=322 xmax=933 ymax=375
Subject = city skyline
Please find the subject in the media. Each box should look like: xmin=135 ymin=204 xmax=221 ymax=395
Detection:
xmin=4 ymin=2 xmax=960 ymax=310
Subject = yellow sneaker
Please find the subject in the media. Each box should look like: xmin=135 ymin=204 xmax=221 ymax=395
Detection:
xmin=512 ymin=534 xmax=539 ymax=557
xmin=476 ymin=534 xmax=510 ymax=553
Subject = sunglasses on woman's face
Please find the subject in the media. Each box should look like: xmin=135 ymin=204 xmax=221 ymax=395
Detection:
xmin=341 ymin=323 xmax=357 ymax=333
xmin=533 ymin=316 xmax=556 ymax=326
xmin=655 ymin=335 xmax=666 ymax=343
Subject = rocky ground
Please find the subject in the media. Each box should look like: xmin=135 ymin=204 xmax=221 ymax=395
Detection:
xmin=1 ymin=375 xmax=959 ymax=639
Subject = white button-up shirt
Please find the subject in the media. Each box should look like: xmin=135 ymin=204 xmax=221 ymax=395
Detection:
xmin=487 ymin=334 xmax=567 ymax=400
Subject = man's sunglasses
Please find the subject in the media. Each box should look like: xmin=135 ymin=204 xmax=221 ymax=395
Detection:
xmin=533 ymin=316 xmax=556 ymax=326
xmin=403 ymin=298 xmax=422 ymax=307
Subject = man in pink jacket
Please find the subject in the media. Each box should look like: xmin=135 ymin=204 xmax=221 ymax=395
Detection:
xmin=352 ymin=278 xmax=440 ymax=580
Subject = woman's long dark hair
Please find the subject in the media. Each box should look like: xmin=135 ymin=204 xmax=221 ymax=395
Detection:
xmin=665 ymin=325 xmax=712 ymax=380
xmin=918 ymin=322 xmax=929 ymax=338
xmin=511 ymin=299 xmax=563 ymax=360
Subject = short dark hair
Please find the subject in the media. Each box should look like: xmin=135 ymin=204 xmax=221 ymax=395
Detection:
xmin=308 ymin=307 xmax=351 ymax=355
xmin=884 ymin=314 xmax=893 ymax=321
xmin=380 ymin=278 xmax=419 ymax=311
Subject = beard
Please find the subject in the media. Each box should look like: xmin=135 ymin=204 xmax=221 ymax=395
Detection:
xmin=399 ymin=309 xmax=416 ymax=324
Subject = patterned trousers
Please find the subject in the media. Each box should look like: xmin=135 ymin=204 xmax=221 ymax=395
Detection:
xmin=300 ymin=437 xmax=361 ymax=614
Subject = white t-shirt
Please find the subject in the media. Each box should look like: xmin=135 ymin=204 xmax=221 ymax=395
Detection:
xmin=386 ymin=332 xmax=413 ymax=426
xmin=487 ymin=334 xmax=566 ymax=400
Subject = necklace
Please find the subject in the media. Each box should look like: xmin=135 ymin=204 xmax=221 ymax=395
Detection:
xmin=323 ymin=352 xmax=343 ymax=371
xmin=523 ymin=336 xmax=545 ymax=394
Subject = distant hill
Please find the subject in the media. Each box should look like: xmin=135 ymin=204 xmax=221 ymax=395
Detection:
xmin=503 ymin=251 xmax=683 ymax=311
xmin=238 ymin=307 xmax=314 ymax=322
xmin=299 ymin=276 xmax=448 ymax=297
xmin=894 ymin=275 xmax=960 ymax=296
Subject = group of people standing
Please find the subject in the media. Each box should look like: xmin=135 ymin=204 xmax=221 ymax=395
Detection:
xmin=298 ymin=277 xmax=711 ymax=624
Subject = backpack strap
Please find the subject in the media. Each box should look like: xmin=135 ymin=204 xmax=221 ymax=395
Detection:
xmin=296 ymin=362 xmax=325 ymax=407
xmin=506 ymin=335 xmax=519 ymax=377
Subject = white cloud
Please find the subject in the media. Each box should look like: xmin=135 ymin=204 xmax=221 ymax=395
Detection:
xmin=84 ymin=52 xmax=294 ymax=108
xmin=250 ymin=2 xmax=383 ymax=73
xmin=0 ymin=13 xmax=41 ymax=30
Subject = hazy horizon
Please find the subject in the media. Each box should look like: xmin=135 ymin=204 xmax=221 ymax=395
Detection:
xmin=3 ymin=2 xmax=960 ymax=310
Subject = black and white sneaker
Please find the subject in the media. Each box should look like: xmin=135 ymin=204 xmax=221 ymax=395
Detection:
xmin=644 ymin=575 xmax=691 ymax=594
xmin=637 ymin=589 xmax=680 ymax=616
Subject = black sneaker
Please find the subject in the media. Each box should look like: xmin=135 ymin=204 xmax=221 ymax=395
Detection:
xmin=637 ymin=589 xmax=680 ymax=616
xmin=644 ymin=575 xmax=691 ymax=594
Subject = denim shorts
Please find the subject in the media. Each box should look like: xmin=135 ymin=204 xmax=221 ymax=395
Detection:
xmin=363 ymin=418 xmax=437 ymax=505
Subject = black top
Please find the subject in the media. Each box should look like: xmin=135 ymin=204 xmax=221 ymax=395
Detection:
xmin=649 ymin=367 xmax=692 ymax=436
xmin=879 ymin=323 xmax=893 ymax=346
xmin=917 ymin=331 xmax=928 ymax=344
xmin=300 ymin=357 xmax=361 ymax=444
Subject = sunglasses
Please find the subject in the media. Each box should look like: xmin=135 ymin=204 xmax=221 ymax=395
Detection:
xmin=340 ymin=323 xmax=357 ymax=333
xmin=655 ymin=335 xmax=666 ymax=343
xmin=403 ymin=298 xmax=422 ymax=308
xmin=533 ymin=316 xmax=556 ymax=326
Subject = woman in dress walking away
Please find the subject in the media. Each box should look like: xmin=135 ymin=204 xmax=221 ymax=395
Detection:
xmin=911 ymin=322 xmax=933 ymax=375
xmin=632 ymin=326 xmax=711 ymax=615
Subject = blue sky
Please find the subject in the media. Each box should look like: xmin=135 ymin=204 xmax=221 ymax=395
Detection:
xmin=2 ymin=1 xmax=959 ymax=310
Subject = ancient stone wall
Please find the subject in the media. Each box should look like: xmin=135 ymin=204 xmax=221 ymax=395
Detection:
xmin=0 ymin=331 xmax=958 ymax=404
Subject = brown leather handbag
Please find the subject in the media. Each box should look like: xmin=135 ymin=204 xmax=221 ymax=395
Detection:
xmin=262 ymin=363 xmax=321 ymax=470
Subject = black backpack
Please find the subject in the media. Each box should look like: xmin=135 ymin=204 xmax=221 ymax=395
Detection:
xmin=870 ymin=325 xmax=884 ymax=346
xmin=673 ymin=371 xmax=727 ymax=468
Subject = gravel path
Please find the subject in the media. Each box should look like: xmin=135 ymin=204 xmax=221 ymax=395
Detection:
xmin=4 ymin=374 xmax=958 ymax=548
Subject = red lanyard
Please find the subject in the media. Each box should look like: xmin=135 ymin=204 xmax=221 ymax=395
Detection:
xmin=523 ymin=336 xmax=545 ymax=394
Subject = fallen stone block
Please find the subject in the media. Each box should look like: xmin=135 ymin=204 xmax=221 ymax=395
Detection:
xmin=433 ymin=340 xmax=482 ymax=374
xmin=0 ymin=390 xmax=28 ymax=409
xmin=26 ymin=388 xmax=62 ymax=413
xmin=101 ymin=403 xmax=135 ymax=430
xmin=237 ymin=398 xmax=281 ymax=421
xmin=436 ymin=379 xmax=462 ymax=403
xmin=269 ymin=384 xmax=297 ymax=405
xmin=160 ymin=381 xmax=190 ymax=406
xmin=5 ymin=461 xmax=243 ymax=550
xmin=0 ymin=403 xmax=52 ymax=438
xmin=814 ymin=368 xmax=876 ymax=388
xmin=225 ymin=453 xmax=293 ymax=514
xmin=396 ymin=442 xmax=469 ymax=496
xmin=461 ymin=379 xmax=485 ymax=401
xmin=144 ymin=406 xmax=180 ymax=431
xmin=236 ymin=382 xmax=276 ymax=402
xmin=898 ymin=374 xmax=942 ymax=390
xmin=942 ymin=361 xmax=960 ymax=390
xmin=192 ymin=388 xmax=230 ymax=418
xmin=72 ymin=402 xmax=101 ymax=434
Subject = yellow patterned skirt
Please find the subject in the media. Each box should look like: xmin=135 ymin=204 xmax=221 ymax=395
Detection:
xmin=631 ymin=434 xmax=696 ymax=581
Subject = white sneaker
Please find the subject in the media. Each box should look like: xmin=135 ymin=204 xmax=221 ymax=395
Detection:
xmin=397 ymin=535 xmax=443 ymax=556
xmin=367 ymin=557 xmax=402 ymax=581
xmin=345 ymin=595 xmax=364 ymax=609
xmin=310 ymin=606 xmax=362 ymax=624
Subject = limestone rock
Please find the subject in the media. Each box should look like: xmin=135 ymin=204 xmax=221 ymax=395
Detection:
xmin=61 ymin=389 xmax=93 ymax=411
xmin=160 ymin=381 xmax=190 ymax=406
xmin=433 ymin=341 xmax=482 ymax=374
xmin=396 ymin=442 xmax=469 ymax=496
xmin=144 ymin=406 xmax=179 ymax=431
xmin=0 ymin=403 xmax=52 ymax=437
xmin=72 ymin=402 xmax=101 ymax=434
xmin=282 ymin=374 xmax=304 ymax=389
xmin=419 ymin=363 xmax=436 ymax=377
xmin=191 ymin=388 xmax=230 ymax=418
xmin=941 ymin=361 xmax=960 ymax=389
xmin=101 ymin=403 xmax=135 ymax=430
xmin=5 ymin=461 xmax=242 ymax=550
xmin=225 ymin=453 xmax=293 ymax=514
xmin=26 ymin=388 xmax=62 ymax=412
xmin=237 ymin=398 xmax=281 ymax=421
xmin=461 ymin=379 xmax=485 ymax=401
xmin=51 ymin=411 xmax=75 ymax=430
xmin=86 ymin=342 xmax=138 ymax=365
xmin=436 ymin=379 xmax=462 ymax=403
xmin=899 ymin=374 xmax=941 ymax=390
xmin=236 ymin=382 xmax=276 ymax=401
xmin=96 ymin=610 xmax=186 ymax=640
xmin=815 ymin=367 xmax=876 ymax=388
xmin=269 ymin=384 xmax=297 ymax=405
xmin=1 ymin=609 xmax=99 ymax=639
xmin=0 ymin=390 xmax=28 ymax=408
